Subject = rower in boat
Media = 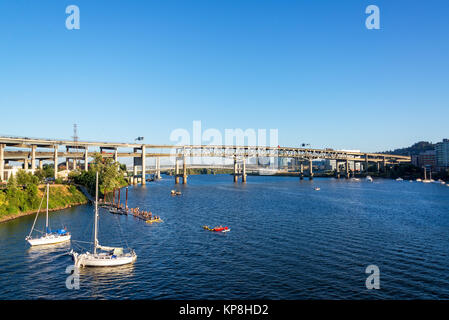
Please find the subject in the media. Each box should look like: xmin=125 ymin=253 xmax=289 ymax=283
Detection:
xmin=202 ymin=225 xmax=230 ymax=233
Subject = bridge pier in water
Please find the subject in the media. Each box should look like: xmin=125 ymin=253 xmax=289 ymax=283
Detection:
xmin=345 ymin=159 xmax=350 ymax=179
xmin=300 ymin=161 xmax=304 ymax=180
xmin=182 ymin=155 xmax=187 ymax=184
xmin=155 ymin=157 xmax=161 ymax=180
xmin=335 ymin=161 xmax=340 ymax=179
xmin=141 ymin=145 xmax=146 ymax=185
xmin=174 ymin=158 xmax=180 ymax=184
xmin=242 ymin=158 xmax=247 ymax=183
xmin=308 ymin=159 xmax=313 ymax=180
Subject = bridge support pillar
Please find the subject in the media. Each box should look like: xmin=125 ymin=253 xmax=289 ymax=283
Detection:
xmin=65 ymin=158 xmax=69 ymax=172
xmin=24 ymin=159 xmax=29 ymax=171
xmin=39 ymin=160 xmax=43 ymax=170
xmin=345 ymin=159 xmax=350 ymax=179
xmin=335 ymin=161 xmax=340 ymax=179
xmin=182 ymin=155 xmax=187 ymax=184
xmin=242 ymin=158 xmax=247 ymax=183
xmin=54 ymin=147 xmax=58 ymax=179
xmin=156 ymin=157 xmax=161 ymax=180
xmin=114 ymin=149 xmax=118 ymax=163
xmin=365 ymin=154 xmax=369 ymax=173
xmin=73 ymin=157 xmax=77 ymax=170
xmin=0 ymin=144 xmax=4 ymax=182
xmin=300 ymin=161 xmax=304 ymax=180
xmin=233 ymin=157 xmax=238 ymax=183
xmin=174 ymin=158 xmax=180 ymax=184
xmin=31 ymin=145 xmax=36 ymax=173
xmin=309 ymin=159 xmax=313 ymax=180
xmin=84 ymin=148 xmax=89 ymax=172
xmin=133 ymin=163 xmax=138 ymax=184
xmin=376 ymin=161 xmax=380 ymax=173
xmin=141 ymin=145 xmax=146 ymax=185
xmin=382 ymin=157 xmax=386 ymax=173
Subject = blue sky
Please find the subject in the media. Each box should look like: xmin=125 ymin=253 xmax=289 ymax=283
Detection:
xmin=0 ymin=0 xmax=448 ymax=152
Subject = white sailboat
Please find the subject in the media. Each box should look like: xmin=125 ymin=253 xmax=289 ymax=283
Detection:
xmin=70 ymin=172 xmax=137 ymax=267
xmin=26 ymin=184 xmax=71 ymax=246
xmin=366 ymin=175 xmax=373 ymax=182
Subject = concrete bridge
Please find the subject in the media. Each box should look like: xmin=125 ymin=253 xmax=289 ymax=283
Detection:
xmin=0 ymin=136 xmax=411 ymax=184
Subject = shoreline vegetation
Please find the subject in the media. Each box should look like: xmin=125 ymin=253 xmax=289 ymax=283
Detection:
xmin=0 ymin=184 xmax=88 ymax=223
xmin=0 ymin=153 xmax=128 ymax=223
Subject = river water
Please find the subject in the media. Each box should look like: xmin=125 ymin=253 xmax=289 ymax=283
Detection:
xmin=0 ymin=175 xmax=448 ymax=299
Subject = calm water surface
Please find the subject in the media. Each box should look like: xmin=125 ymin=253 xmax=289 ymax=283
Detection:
xmin=1 ymin=175 xmax=449 ymax=299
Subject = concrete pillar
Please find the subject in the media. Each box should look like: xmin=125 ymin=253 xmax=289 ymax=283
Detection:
xmin=242 ymin=158 xmax=247 ymax=183
xmin=156 ymin=157 xmax=161 ymax=179
xmin=0 ymin=144 xmax=4 ymax=182
xmin=39 ymin=160 xmax=43 ymax=170
xmin=377 ymin=161 xmax=380 ymax=173
xmin=345 ymin=159 xmax=350 ymax=179
xmin=54 ymin=147 xmax=58 ymax=179
xmin=182 ymin=154 xmax=187 ymax=184
xmin=114 ymin=149 xmax=118 ymax=162
xmin=175 ymin=158 xmax=180 ymax=184
xmin=335 ymin=161 xmax=340 ymax=179
xmin=84 ymin=148 xmax=89 ymax=171
xmin=31 ymin=145 xmax=36 ymax=173
xmin=352 ymin=162 xmax=355 ymax=177
xmin=365 ymin=154 xmax=369 ymax=173
xmin=141 ymin=145 xmax=146 ymax=185
xmin=24 ymin=159 xmax=29 ymax=171
xmin=300 ymin=161 xmax=304 ymax=180
xmin=309 ymin=158 xmax=313 ymax=180
xmin=66 ymin=158 xmax=69 ymax=171
xmin=233 ymin=157 xmax=238 ymax=183
xmin=382 ymin=156 xmax=386 ymax=172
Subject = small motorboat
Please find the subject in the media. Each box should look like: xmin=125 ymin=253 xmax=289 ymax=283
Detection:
xmin=203 ymin=225 xmax=230 ymax=233
xmin=366 ymin=176 xmax=373 ymax=182
xmin=171 ymin=190 xmax=182 ymax=196
xmin=314 ymin=187 xmax=320 ymax=191
xmin=396 ymin=177 xmax=404 ymax=181
xmin=416 ymin=178 xmax=422 ymax=182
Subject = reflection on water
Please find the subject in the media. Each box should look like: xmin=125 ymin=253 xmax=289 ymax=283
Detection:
xmin=1 ymin=175 xmax=449 ymax=299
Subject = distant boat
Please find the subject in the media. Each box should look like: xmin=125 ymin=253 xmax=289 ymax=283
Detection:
xmin=314 ymin=187 xmax=320 ymax=191
xmin=70 ymin=172 xmax=137 ymax=268
xmin=396 ymin=178 xmax=403 ymax=181
xmin=25 ymin=184 xmax=71 ymax=246
xmin=366 ymin=176 xmax=373 ymax=182
xmin=351 ymin=178 xmax=360 ymax=182
xmin=416 ymin=178 xmax=422 ymax=182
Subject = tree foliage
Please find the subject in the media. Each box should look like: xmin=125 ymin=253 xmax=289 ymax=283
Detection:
xmin=71 ymin=153 xmax=128 ymax=196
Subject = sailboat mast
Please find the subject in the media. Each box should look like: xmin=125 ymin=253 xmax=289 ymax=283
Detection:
xmin=94 ymin=171 xmax=99 ymax=254
xmin=46 ymin=183 xmax=49 ymax=233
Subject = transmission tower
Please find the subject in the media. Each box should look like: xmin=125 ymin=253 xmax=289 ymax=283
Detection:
xmin=72 ymin=124 xmax=79 ymax=168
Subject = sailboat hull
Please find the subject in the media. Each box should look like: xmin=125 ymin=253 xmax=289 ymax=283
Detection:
xmin=72 ymin=251 xmax=137 ymax=267
xmin=27 ymin=234 xmax=71 ymax=246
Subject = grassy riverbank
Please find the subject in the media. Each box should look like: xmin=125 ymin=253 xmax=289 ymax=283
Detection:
xmin=0 ymin=184 xmax=88 ymax=223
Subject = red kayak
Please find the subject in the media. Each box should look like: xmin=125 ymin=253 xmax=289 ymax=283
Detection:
xmin=203 ymin=225 xmax=230 ymax=232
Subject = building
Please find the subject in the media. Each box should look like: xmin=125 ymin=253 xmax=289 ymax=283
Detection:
xmin=411 ymin=150 xmax=437 ymax=169
xmin=435 ymin=139 xmax=449 ymax=169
